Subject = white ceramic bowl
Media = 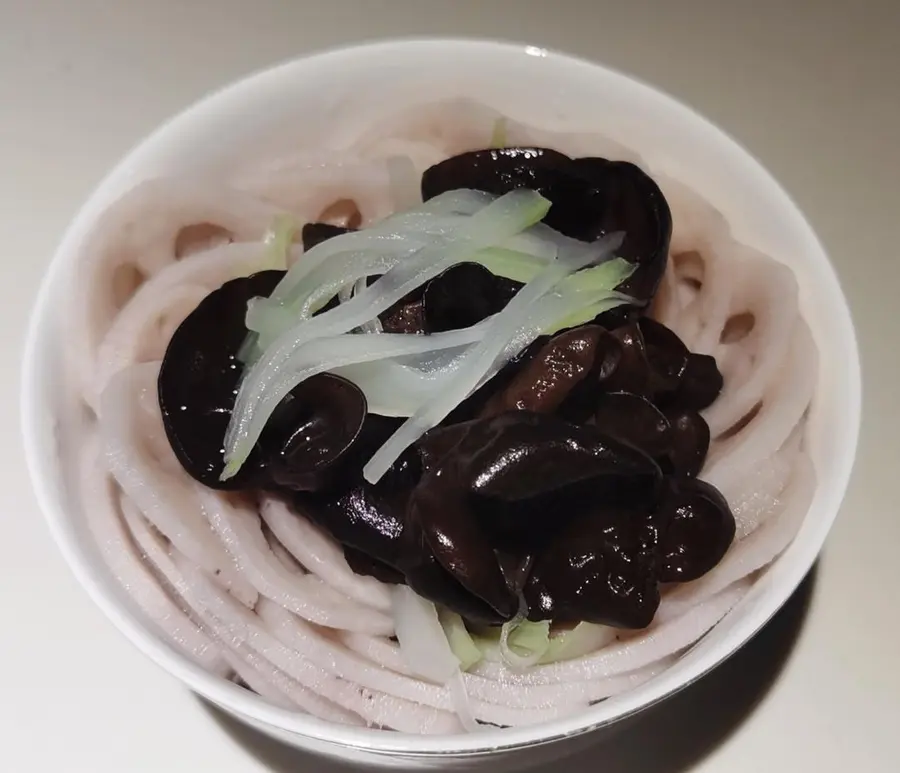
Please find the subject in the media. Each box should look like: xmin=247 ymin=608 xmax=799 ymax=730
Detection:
xmin=21 ymin=38 xmax=860 ymax=770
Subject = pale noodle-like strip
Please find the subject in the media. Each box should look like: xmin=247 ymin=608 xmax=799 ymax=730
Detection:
xmin=701 ymin=257 xmax=801 ymax=437
xmin=259 ymin=599 xmax=586 ymax=726
xmin=232 ymin=152 xmax=397 ymax=227
xmin=70 ymin=179 xmax=286 ymax=401
xmin=198 ymin=489 xmax=394 ymax=636
xmin=99 ymin=363 xmax=258 ymax=607
xmin=91 ymin=284 xmax=209 ymax=411
xmin=726 ymin=422 xmax=805 ymax=539
xmin=178 ymin=560 xmax=464 ymax=734
xmin=260 ymin=498 xmax=393 ymax=612
xmin=69 ymin=100 xmax=818 ymax=732
xmin=122 ymin=505 xmax=362 ymax=724
xmin=337 ymin=630 xmax=673 ymax=708
xmin=88 ymin=241 xmax=274 ymax=408
xmin=79 ymin=429 xmax=228 ymax=674
xmin=702 ymin=322 xmax=817 ymax=500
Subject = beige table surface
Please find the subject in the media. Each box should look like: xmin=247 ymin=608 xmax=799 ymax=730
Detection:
xmin=1 ymin=1 xmax=897 ymax=771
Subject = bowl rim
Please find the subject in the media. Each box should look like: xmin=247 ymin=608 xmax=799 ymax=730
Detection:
xmin=20 ymin=36 xmax=861 ymax=757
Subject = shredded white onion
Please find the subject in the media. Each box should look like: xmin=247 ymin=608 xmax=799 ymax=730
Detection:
xmin=223 ymin=189 xmax=552 ymax=477
xmin=392 ymin=585 xmax=460 ymax=685
xmin=363 ymin=231 xmax=624 ymax=482
xmin=333 ymin=347 xmax=470 ymax=416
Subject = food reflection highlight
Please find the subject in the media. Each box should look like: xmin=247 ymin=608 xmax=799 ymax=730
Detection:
xmin=71 ymin=99 xmax=817 ymax=734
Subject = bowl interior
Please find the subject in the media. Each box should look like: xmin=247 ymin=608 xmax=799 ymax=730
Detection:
xmin=21 ymin=38 xmax=860 ymax=757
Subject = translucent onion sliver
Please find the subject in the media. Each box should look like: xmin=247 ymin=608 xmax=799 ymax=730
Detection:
xmin=363 ymin=232 xmax=624 ymax=483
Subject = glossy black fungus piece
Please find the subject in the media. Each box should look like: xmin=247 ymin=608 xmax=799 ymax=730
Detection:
xmin=158 ymin=270 xmax=285 ymax=489
xmin=416 ymin=421 xmax=472 ymax=474
xmin=300 ymin=413 xmax=511 ymax=624
xmin=299 ymin=483 xmax=410 ymax=570
xmin=591 ymin=303 xmax=641 ymax=332
xmin=408 ymin=412 xmax=662 ymax=616
xmin=664 ymin=410 xmax=711 ymax=478
xmin=440 ymin=336 xmax=549 ymax=425
xmin=524 ymin=505 xmax=661 ymax=628
xmin=593 ymin=391 xmax=673 ymax=461
xmin=670 ymin=353 xmax=724 ymax=411
xmin=343 ymin=546 xmax=405 ymax=585
xmin=263 ymin=374 xmax=367 ymax=492
xmin=408 ymin=480 xmax=519 ymax=620
xmin=602 ymin=323 xmax=652 ymax=396
xmin=421 ymin=149 xmax=672 ymax=306
xmin=573 ymin=158 xmax=672 ymax=304
xmin=554 ymin=329 xmax=626 ymax=423
xmin=592 ymin=329 xmax=627 ymax=384
xmin=480 ymin=325 xmax=606 ymax=417
xmin=379 ymin=284 xmax=427 ymax=335
xmin=656 ymin=478 xmax=735 ymax=583
xmin=450 ymin=411 xmax=662 ymax=503
xmin=421 ymin=147 xmax=577 ymax=213
xmin=381 ymin=301 xmax=426 ymax=334
xmin=436 ymin=411 xmax=661 ymax=555
xmin=349 ymin=414 xmax=424 ymax=485
xmin=293 ymin=415 xmax=419 ymax=568
xmin=423 ymin=262 xmax=521 ymax=333
xmin=301 ymin=222 xmax=352 ymax=251
xmin=401 ymin=551 xmax=509 ymax=626
xmin=638 ymin=317 xmax=689 ymax=397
